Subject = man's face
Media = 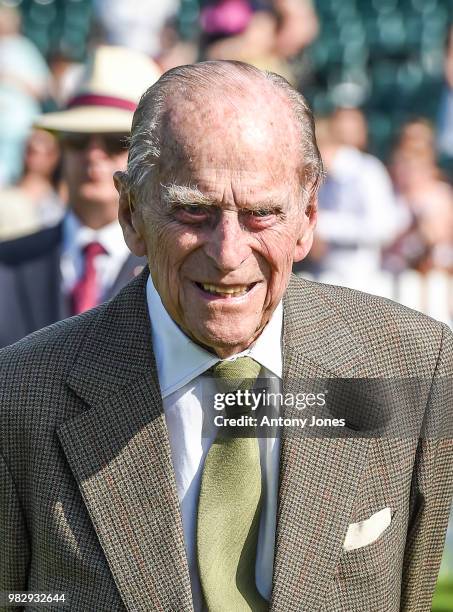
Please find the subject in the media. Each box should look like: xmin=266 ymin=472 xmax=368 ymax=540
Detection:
xmin=120 ymin=92 xmax=316 ymax=357
xmin=62 ymin=133 xmax=129 ymax=220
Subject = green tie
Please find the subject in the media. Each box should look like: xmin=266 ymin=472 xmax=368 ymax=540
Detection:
xmin=197 ymin=357 xmax=268 ymax=612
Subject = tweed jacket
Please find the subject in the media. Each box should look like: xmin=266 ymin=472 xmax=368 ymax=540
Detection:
xmin=1 ymin=269 xmax=452 ymax=612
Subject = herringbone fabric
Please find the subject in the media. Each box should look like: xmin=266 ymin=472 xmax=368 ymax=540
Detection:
xmin=0 ymin=268 xmax=452 ymax=612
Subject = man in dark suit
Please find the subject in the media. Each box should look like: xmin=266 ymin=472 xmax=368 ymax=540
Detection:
xmin=1 ymin=61 xmax=452 ymax=612
xmin=0 ymin=45 xmax=161 ymax=348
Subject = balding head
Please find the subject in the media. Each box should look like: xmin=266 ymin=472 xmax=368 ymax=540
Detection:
xmin=115 ymin=61 xmax=321 ymax=358
xmin=123 ymin=61 xmax=322 ymax=208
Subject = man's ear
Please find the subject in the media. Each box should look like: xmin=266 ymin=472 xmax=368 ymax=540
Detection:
xmin=114 ymin=171 xmax=147 ymax=257
xmin=293 ymin=197 xmax=318 ymax=263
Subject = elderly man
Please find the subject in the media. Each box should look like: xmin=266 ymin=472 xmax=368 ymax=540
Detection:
xmin=0 ymin=45 xmax=160 ymax=348
xmin=1 ymin=61 xmax=452 ymax=612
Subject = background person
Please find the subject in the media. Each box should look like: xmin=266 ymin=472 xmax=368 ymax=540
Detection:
xmin=385 ymin=119 xmax=453 ymax=273
xmin=0 ymin=128 xmax=64 ymax=241
xmin=0 ymin=45 xmax=161 ymax=349
xmin=0 ymin=5 xmax=50 ymax=186
xmin=300 ymin=115 xmax=399 ymax=281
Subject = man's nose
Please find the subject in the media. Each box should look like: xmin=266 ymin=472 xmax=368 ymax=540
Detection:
xmin=204 ymin=210 xmax=251 ymax=272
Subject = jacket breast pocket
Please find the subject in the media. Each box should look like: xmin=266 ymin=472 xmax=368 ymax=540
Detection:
xmin=335 ymin=509 xmax=403 ymax=579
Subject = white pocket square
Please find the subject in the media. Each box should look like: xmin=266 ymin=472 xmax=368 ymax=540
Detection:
xmin=343 ymin=507 xmax=392 ymax=551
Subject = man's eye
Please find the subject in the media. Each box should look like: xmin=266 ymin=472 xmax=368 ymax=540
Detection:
xmin=250 ymin=209 xmax=274 ymax=217
xmin=180 ymin=205 xmax=207 ymax=216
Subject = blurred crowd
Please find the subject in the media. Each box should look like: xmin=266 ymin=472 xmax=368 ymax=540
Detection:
xmin=300 ymin=111 xmax=453 ymax=280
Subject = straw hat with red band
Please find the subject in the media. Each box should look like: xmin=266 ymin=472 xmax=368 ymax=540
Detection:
xmin=35 ymin=45 xmax=162 ymax=134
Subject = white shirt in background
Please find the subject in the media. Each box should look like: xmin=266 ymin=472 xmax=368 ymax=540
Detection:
xmin=60 ymin=211 xmax=130 ymax=299
xmin=317 ymin=146 xmax=399 ymax=281
xmin=93 ymin=0 xmax=180 ymax=57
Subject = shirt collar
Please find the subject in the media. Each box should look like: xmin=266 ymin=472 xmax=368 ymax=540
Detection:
xmin=62 ymin=210 xmax=129 ymax=258
xmin=146 ymin=276 xmax=283 ymax=398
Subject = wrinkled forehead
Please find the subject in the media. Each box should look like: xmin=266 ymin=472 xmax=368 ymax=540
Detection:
xmin=157 ymin=86 xmax=302 ymax=179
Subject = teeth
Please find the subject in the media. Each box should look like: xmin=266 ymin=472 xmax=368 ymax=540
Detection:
xmin=201 ymin=283 xmax=250 ymax=296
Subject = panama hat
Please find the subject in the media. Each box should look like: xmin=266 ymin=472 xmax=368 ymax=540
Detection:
xmin=35 ymin=45 xmax=162 ymax=134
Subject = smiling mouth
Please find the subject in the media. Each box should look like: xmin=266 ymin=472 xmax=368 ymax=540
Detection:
xmin=194 ymin=282 xmax=257 ymax=298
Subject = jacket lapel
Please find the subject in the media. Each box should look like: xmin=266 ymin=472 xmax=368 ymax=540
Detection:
xmin=271 ymin=275 xmax=371 ymax=611
xmin=56 ymin=268 xmax=193 ymax=612
xmin=15 ymin=224 xmax=66 ymax=332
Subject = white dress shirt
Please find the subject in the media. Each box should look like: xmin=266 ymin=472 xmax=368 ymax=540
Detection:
xmin=146 ymin=276 xmax=282 ymax=611
xmin=60 ymin=211 xmax=130 ymax=298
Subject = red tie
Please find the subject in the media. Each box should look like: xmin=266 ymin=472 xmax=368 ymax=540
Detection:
xmin=71 ymin=241 xmax=106 ymax=315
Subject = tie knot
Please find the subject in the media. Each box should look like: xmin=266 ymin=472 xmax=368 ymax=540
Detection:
xmin=210 ymin=356 xmax=262 ymax=394
xmin=83 ymin=241 xmax=106 ymax=259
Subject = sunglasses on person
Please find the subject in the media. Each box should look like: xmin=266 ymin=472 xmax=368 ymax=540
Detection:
xmin=60 ymin=133 xmax=129 ymax=155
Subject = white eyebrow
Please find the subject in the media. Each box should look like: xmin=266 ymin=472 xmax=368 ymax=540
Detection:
xmin=160 ymin=183 xmax=214 ymax=207
xmin=160 ymin=182 xmax=289 ymax=211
